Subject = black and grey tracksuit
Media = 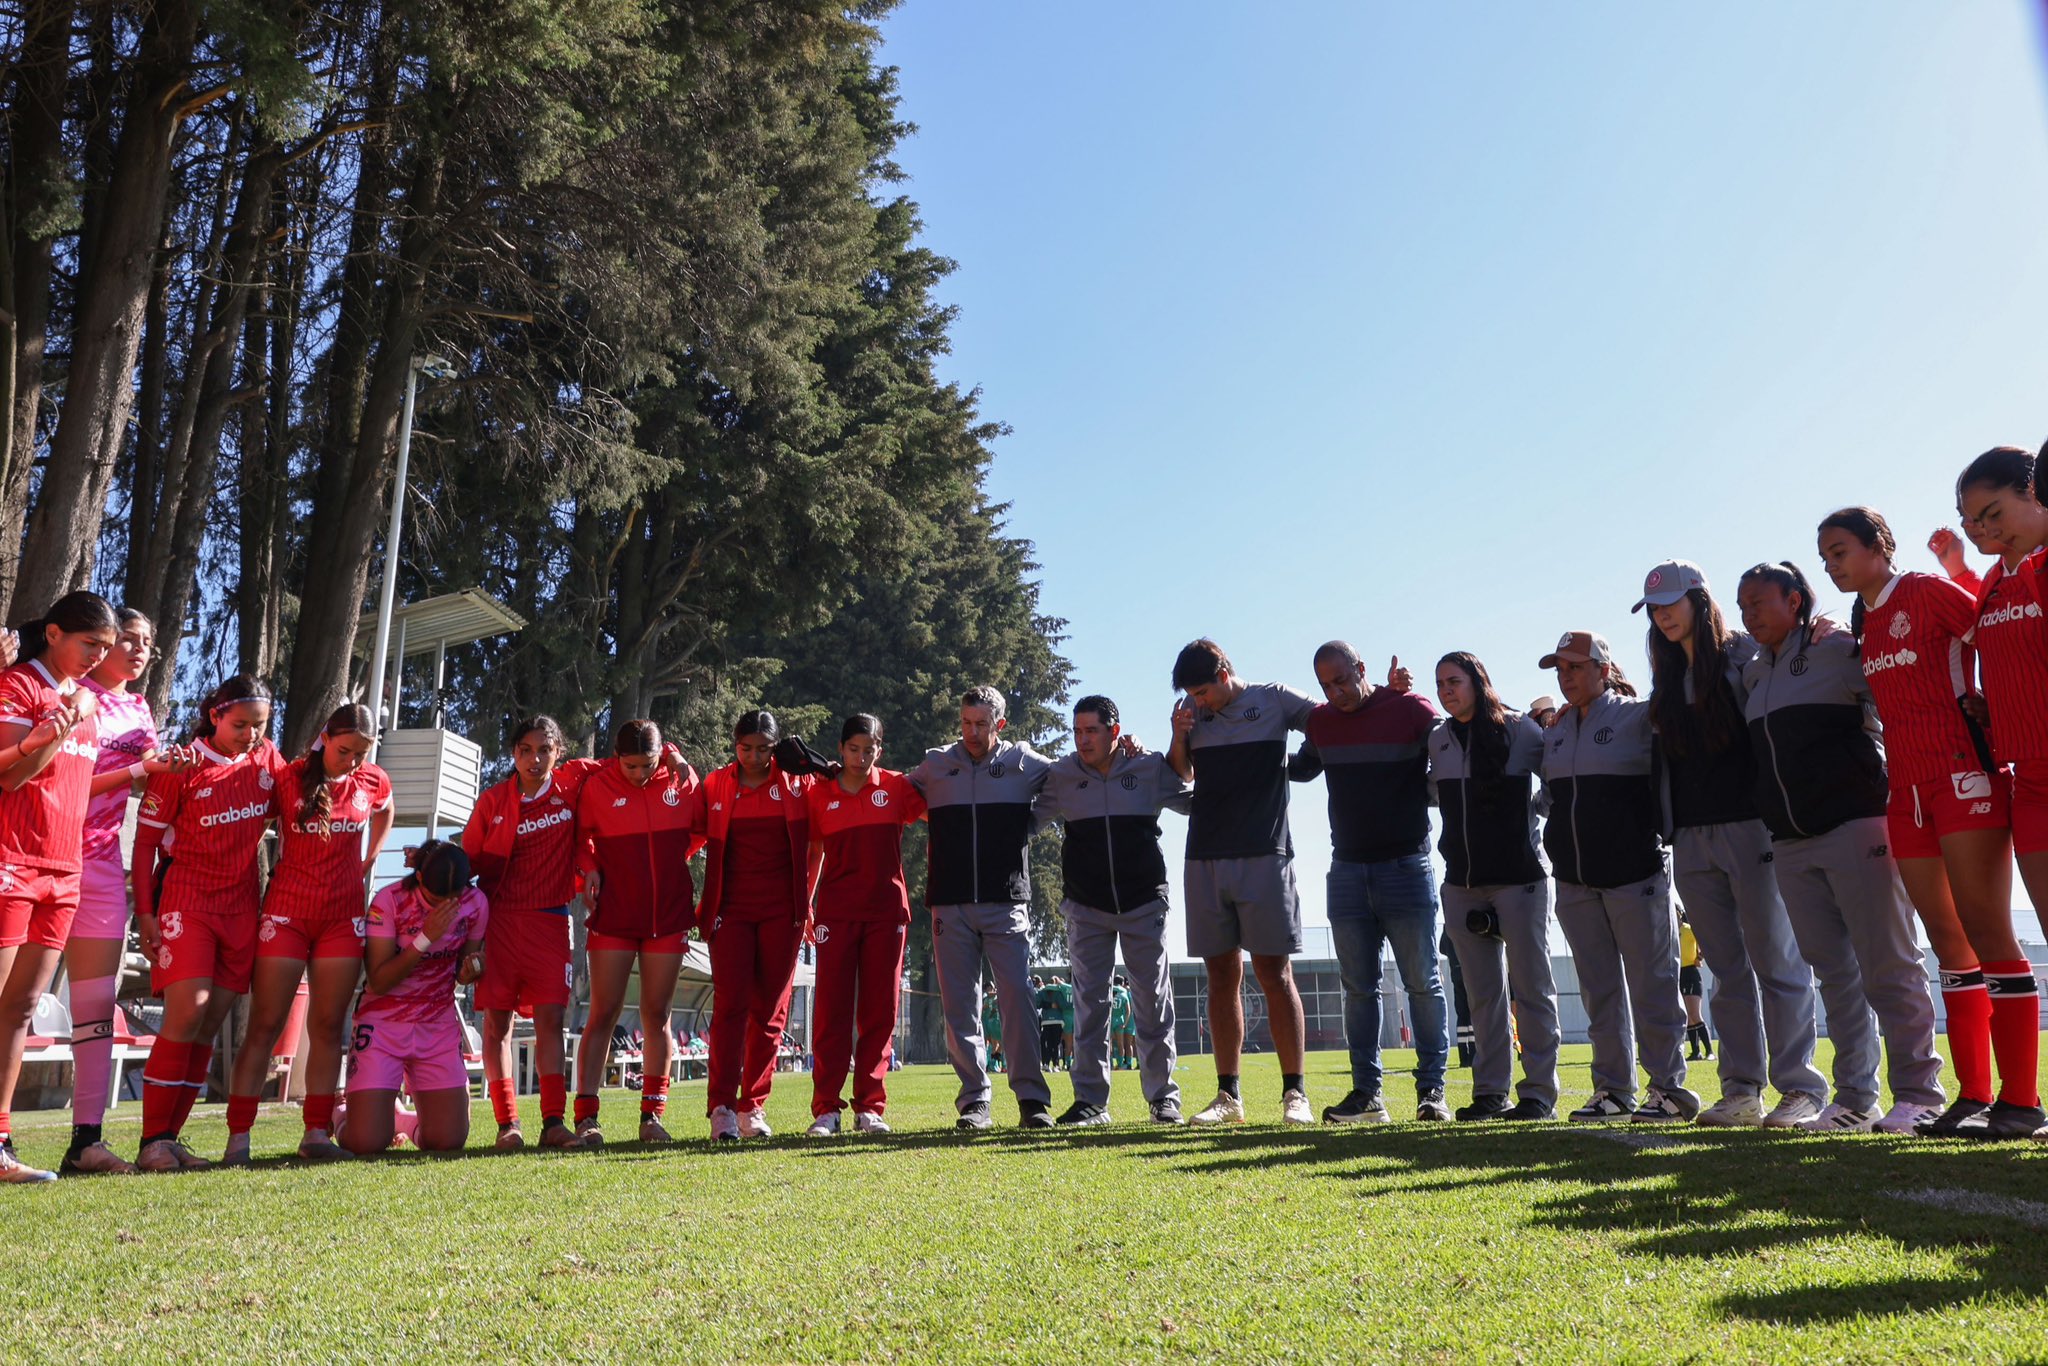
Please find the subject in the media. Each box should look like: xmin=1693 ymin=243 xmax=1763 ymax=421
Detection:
xmin=1036 ymin=752 xmax=1192 ymax=1110
xmin=1659 ymin=644 xmax=1823 ymax=1107
xmin=907 ymin=739 xmax=1053 ymax=1110
xmin=1742 ymin=626 xmax=1943 ymax=1111
xmin=1429 ymin=712 xmax=1560 ymax=1109
xmin=1540 ymin=690 xmax=1691 ymax=1105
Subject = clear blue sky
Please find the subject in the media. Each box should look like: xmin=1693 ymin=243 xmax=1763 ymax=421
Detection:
xmin=878 ymin=3 xmax=2048 ymax=953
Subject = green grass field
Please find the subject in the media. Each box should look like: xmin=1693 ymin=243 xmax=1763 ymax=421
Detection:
xmin=5 ymin=1043 xmax=2048 ymax=1364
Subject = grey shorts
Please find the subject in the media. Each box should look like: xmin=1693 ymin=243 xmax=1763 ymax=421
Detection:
xmin=1184 ymin=856 xmax=1302 ymax=959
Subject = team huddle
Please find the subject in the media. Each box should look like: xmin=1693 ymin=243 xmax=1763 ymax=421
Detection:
xmin=0 ymin=443 xmax=2045 ymax=1183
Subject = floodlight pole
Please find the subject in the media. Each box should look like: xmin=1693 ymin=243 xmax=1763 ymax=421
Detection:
xmin=365 ymin=354 xmax=449 ymax=750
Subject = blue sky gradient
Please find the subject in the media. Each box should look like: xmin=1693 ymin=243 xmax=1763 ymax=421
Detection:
xmin=878 ymin=4 xmax=2048 ymax=949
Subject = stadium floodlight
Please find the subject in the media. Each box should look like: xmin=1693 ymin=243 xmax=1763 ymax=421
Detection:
xmin=364 ymin=352 xmax=458 ymax=748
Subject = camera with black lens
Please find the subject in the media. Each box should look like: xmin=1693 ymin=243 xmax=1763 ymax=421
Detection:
xmin=1466 ymin=907 xmax=1503 ymax=942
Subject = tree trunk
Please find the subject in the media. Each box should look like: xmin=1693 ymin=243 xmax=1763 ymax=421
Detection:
xmin=0 ymin=0 xmax=73 ymax=621
xmin=14 ymin=0 xmax=201 ymax=610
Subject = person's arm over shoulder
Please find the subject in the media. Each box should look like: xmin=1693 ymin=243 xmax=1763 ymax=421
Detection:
xmin=1287 ymin=737 xmax=1324 ymax=783
xmin=903 ymin=751 xmax=935 ymax=794
xmin=888 ymin=769 xmax=928 ymax=824
xmin=1924 ymin=572 xmax=1983 ymax=644
xmin=1154 ymin=753 xmax=1194 ymax=816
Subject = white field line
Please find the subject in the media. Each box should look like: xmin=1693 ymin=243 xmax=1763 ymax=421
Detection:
xmin=1882 ymin=1187 xmax=2048 ymax=1230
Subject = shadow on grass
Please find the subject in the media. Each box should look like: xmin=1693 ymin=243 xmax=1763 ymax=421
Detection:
xmin=1096 ymin=1119 xmax=2048 ymax=1324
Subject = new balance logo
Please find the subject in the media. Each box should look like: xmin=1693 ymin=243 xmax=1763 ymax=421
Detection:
xmin=1968 ymin=801 xmax=1994 ymax=815
xmin=614 ymin=797 xmax=629 ymax=807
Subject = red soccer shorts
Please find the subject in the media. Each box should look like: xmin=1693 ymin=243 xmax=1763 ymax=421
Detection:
xmin=2011 ymin=761 xmax=2048 ymax=858
xmin=258 ymin=911 xmax=367 ymax=962
xmin=474 ymin=906 xmax=573 ymax=1013
xmin=152 ymin=890 xmax=261 ymax=995
xmin=587 ymin=928 xmax=689 ymax=955
xmin=1886 ymin=770 xmax=2012 ymax=861
xmin=0 ymin=863 xmax=80 ymax=951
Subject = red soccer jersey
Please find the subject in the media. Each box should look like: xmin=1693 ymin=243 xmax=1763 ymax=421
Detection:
xmin=462 ymin=758 xmax=600 ymax=915
xmin=263 ymin=760 xmax=392 ymax=922
xmin=805 ymin=770 xmax=926 ymax=922
xmin=138 ymin=739 xmax=286 ymax=899
xmin=0 ymin=659 xmax=101 ymax=873
xmin=1973 ymin=550 xmax=2048 ymax=764
xmin=1860 ymin=572 xmax=1989 ymax=787
xmin=721 ymin=781 xmax=798 ymax=920
xmin=356 ymin=882 xmax=490 ymax=1024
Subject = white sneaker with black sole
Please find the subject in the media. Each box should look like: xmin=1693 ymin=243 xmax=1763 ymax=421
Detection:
xmin=1761 ymin=1092 xmax=1824 ymax=1129
xmin=1693 ymin=1094 xmax=1764 ymax=1127
xmin=1569 ymin=1092 xmax=1633 ymax=1123
xmin=1799 ymin=1102 xmax=1876 ymax=1133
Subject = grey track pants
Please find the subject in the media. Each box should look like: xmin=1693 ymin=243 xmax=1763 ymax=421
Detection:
xmin=930 ymin=901 xmax=1052 ymax=1110
xmin=1555 ymin=871 xmax=1693 ymax=1104
xmin=1063 ymin=898 xmax=1179 ymax=1110
xmin=1673 ymin=819 xmax=1824 ymax=1101
xmin=1442 ymin=880 xmax=1561 ymax=1109
xmin=1772 ymin=816 xmax=1944 ymax=1111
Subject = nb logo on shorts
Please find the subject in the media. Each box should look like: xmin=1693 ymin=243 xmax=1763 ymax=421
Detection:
xmin=1969 ymin=802 xmax=1993 ymax=815
xmin=1869 ymin=845 xmax=1889 ymax=859
xmin=1759 ymin=852 xmax=1774 ymax=865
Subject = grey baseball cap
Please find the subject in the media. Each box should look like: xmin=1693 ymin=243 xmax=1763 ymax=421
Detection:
xmin=1632 ymin=560 xmax=1708 ymax=613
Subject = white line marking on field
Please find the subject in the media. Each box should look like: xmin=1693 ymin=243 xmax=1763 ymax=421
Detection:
xmin=1882 ymin=1188 xmax=2048 ymax=1230
xmin=1588 ymin=1128 xmax=1686 ymax=1149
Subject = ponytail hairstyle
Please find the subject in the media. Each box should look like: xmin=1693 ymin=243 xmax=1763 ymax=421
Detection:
xmin=12 ymin=590 xmax=119 ymax=666
xmin=1646 ymin=586 xmax=1742 ymax=759
xmin=1435 ymin=651 xmax=1510 ymax=780
xmin=1817 ymin=506 xmax=1897 ymax=644
xmin=510 ymin=714 xmax=565 ymax=753
xmin=403 ymin=838 xmax=473 ymax=898
xmin=614 ymin=718 xmax=661 ymax=757
xmin=841 ymin=713 xmax=884 ymax=745
xmin=298 ymin=703 xmax=375 ymax=829
xmin=1737 ymin=562 xmax=1817 ymax=627
xmin=733 ymin=709 xmax=781 ymax=744
xmin=1956 ymin=445 xmax=2036 ymax=507
xmin=193 ymin=674 xmax=275 ymax=742
xmin=1603 ymin=661 xmax=1640 ymax=700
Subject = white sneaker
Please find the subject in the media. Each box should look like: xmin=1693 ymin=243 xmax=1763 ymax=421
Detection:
xmin=1799 ymin=1102 xmax=1876 ymax=1133
xmin=1761 ymin=1092 xmax=1824 ymax=1129
xmin=1693 ymin=1094 xmax=1765 ymax=1128
xmin=709 ymin=1106 xmax=741 ymax=1142
xmin=853 ymin=1111 xmax=890 ymax=1134
xmin=1281 ymin=1089 xmax=1314 ymax=1126
xmin=1873 ymin=1100 xmax=1943 ymax=1135
xmin=736 ymin=1108 xmax=772 ymax=1139
xmin=1188 ymin=1091 xmax=1246 ymax=1126
xmin=805 ymin=1111 xmax=841 ymax=1138
xmin=0 ymin=1145 xmax=56 ymax=1184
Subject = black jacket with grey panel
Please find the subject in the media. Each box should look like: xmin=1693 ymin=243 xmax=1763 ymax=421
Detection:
xmin=1035 ymin=751 xmax=1192 ymax=915
xmin=1739 ymin=625 xmax=1889 ymax=841
xmin=1539 ymin=690 xmax=1664 ymax=889
xmin=1427 ymin=712 xmax=1550 ymax=888
xmin=906 ymin=739 xmax=1052 ymax=907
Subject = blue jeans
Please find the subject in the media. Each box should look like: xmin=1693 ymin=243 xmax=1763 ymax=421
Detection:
xmin=1328 ymin=854 xmax=1448 ymax=1096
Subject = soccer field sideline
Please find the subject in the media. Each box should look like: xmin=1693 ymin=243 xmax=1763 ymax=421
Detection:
xmin=6 ymin=1046 xmax=2048 ymax=1364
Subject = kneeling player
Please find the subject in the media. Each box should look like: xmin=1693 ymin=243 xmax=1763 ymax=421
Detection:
xmin=342 ymin=842 xmax=488 ymax=1155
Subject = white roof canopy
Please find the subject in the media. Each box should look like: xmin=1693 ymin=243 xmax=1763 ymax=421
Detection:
xmin=353 ymin=588 xmax=527 ymax=658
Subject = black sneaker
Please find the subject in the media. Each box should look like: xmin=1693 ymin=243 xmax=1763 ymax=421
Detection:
xmin=1568 ymin=1091 xmax=1634 ymax=1123
xmin=1416 ymin=1089 xmax=1451 ymax=1122
xmin=1149 ymin=1099 xmax=1184 ymax=1125
xmin=1018 ymin=1099 xmax=1056 ymax=1129
xmin=1950 ymin=1100 xmax=2048 ymax=1141
xmin=1056 ymin=1102 xmax=1110 ymax=1126
xmin=1321 ymin=1089 xmax=1390 ymax=1125
xmin=1501 ymin=1098 xmax=1555 ymax=1122
xmin=955 ymin=1101 xmax=993 ymax=1132
xmin=1913 ymin=1096 xmax=1991 ymax=1137
xmin=1455 ymin=1093 xmax=1512 ymax=1122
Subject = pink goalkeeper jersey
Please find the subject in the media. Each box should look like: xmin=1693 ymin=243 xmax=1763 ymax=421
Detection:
xmin=79 ymin=680 xmax=158 ymax=865
xmin=356 ymin=882 xmax=490 ymax=1024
